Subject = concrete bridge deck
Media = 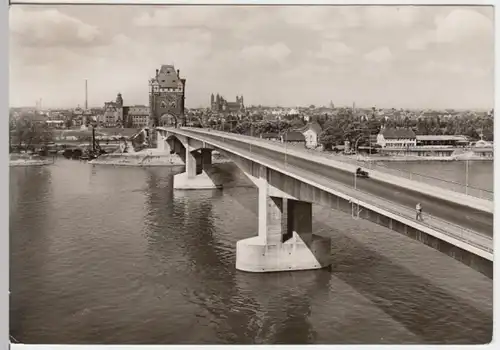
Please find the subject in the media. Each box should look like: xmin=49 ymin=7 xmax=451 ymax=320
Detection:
xmin=190 ymin=128 xmax=493 ymax=213
xmin=212 ymin=130 xmax=494 ymax=202
xmin=157 ymin=127 xmax=493 ymax=276
xmin=171 ymin=128 xmax=493 ymax=235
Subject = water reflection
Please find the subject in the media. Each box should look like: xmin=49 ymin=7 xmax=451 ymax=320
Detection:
xmin=173 ymin=190 xmax=261 ymax=344
xmin=313 ymin=213 xmax=492 ymax=344
xmin=234 ymin=270 xmax=331 ymax=344
xmin=10 ymin=166 xmax=53 ymax=342
xmin=9 ymin=162 xmax=492 ymax=344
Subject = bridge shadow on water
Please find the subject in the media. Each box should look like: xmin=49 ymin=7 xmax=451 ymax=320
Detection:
xmin=139 ymin=166 xmax=326 ymax=344
xmin=108 ymin=163 xmax=491 ymax=345
xmin=220 ymin=165 xmax=492 ymax=345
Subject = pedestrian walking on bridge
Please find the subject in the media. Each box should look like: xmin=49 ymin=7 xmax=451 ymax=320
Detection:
xmin=416 ymin=202 xmax=423 ymax=221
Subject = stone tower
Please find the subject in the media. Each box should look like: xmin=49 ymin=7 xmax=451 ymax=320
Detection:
xmin=149 ymin=65 xmax=186 ymax=127
xmin=116 ymin=93 xmax=123 ymax=107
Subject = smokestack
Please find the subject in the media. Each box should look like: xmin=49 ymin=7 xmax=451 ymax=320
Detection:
xmin=156 ymin=69 xmax=159 ymax=77
xmin=85 ymin=79 xmax=88 ymax=110
xmin=177 ymin=69 xmax=180 ymax=77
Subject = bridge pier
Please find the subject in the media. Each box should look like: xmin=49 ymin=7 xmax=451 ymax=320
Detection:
xmin=156 ymin=131 xmax=172 ymax=153
xmin=173 ymin=147 xmax=221 ymax=190
xmin=236 ymin=170 xmax=331 ymax=273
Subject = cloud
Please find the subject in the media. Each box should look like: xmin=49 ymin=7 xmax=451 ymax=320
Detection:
xmin=240 ymin=42 xmax=291 ymax=63
xmin=315 ymin=41 xmax=354 ymax=60
xmin=434 ymin=9 xmax=493 ymax=44
xmin=405 ymin=8 xmax=493 ymax=51
xmin=133 ymin=7 xmax=239 ymax=29
xmin=10 ymin=7 xmax=102 ymax=48
xmin=280 ymin=6 xmax=360 ymax=34
xmin=9 ymin=6 xmax=494 ymax=110
xmin=364 ymin=46 xmax=393 ymax=63
xmin=420 ymin=60 xmax=489 ymax=78
xmin=406 ymin=30 xmax=435 ymax=50
xmin=363 ymin=6 xmax=421 ymax=28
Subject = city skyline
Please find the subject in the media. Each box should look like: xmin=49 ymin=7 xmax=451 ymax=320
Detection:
xmin=9 ymin=5 xmax=494 ymax=110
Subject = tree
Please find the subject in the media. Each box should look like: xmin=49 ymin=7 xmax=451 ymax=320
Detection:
xmin=416 ymin=118 xmax=429 ymax=135
xmin=13 ymin=118 xmax=54 ymax=151
xmin=234 ymin=121 xmax=252 ymax=135
xmin=290 ymin=118 xmax=305 ymax=129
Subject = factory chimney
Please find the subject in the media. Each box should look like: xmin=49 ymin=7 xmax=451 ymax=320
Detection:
xmin=85 ymin=79 xmax=88 ymax=110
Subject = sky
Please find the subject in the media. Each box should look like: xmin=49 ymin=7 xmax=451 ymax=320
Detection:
xmin=9 ymin=5 xmax=495 ymax=110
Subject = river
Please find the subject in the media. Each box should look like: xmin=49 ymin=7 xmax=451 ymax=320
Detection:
xmin=9 ymin=159 xmax=492 ymax=344
xmin=380 ymin=160 xmax=493 ymax=192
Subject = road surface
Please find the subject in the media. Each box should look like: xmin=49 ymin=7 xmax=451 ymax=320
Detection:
xmin=182 ymin=130 xmax=493 ymax=237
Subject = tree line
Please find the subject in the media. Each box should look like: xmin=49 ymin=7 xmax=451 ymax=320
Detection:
xmin=205 ymin=108 xmax=493 ymax=151
xmin=10 ymin=118 xmax=54 ymax=152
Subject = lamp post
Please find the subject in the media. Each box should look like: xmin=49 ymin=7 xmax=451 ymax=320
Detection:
xmin=354 ymin=135 xmax=364 ymax=157
xmin=278 ymin=119 xmax=288 ymax=167
xmin=249 ymin=124 xmax=253 ymax=154
xmin=465 ymin=159 xmax=469 ymax=195
xmin=284 ymin=132 xmax=288 ymax=167
xmin=348 ymin=127 xmax=371 ymax=189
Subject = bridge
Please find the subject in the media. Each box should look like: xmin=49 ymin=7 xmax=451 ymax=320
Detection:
xmin=156 ymin=127 xmax=494 ymax=278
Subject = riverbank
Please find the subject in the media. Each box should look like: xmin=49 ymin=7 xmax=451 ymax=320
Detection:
xmin=348 ymin=155 xmax=494 ymax=162
xmin=9 ymin=154 xmax=53 ymax=167
xmin=89 ymin=149 xmax=232 ymax=167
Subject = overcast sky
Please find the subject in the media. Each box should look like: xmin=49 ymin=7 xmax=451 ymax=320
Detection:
xmin=9 ymin=5 xmax=494 ymax=110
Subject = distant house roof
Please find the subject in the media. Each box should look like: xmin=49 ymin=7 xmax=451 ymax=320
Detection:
xmin=381 ymin=128 xmax=416 ymax=139
xmin=298 ymin=122 xmax=322 ymax=134
xmin=224 ymin=102 xmax=242 ymax=113
xmin=416 ymin=135 xmax=469 ymax=142
xmin=128 ymin=105 xmax=149 ymax=116
xmin=282 ymin=131 xmax=305 ymax=142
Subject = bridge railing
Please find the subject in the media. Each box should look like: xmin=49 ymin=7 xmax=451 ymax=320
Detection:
xmin=345 ymin=186 xmax=493 ymax=254
xmin=180 ymin=128 xmax=493 ymax=254
xmin=201 ymin=129 xmax=493 ymax=201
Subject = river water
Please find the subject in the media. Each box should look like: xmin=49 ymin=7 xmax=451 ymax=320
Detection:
xmin=9 ymin=159 xmax=493 ymax=344
xmin=380 ymin=160 xmax=493 ymax=192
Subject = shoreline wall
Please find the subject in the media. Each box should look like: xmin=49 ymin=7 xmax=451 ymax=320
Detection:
xmin=90 ymin=151 xmax=232 ymax=167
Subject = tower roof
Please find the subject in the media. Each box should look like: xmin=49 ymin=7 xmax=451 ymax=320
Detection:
xmin=155 ymin=65 xmax=181 ymax=88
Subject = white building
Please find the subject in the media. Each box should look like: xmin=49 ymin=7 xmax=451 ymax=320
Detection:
xmin=376 ymin=128 xmax=417 ymax=148
xmin=297 ymin=122 xmax=323 ymax=148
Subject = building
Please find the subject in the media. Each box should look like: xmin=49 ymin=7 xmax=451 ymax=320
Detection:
xmin=470 ymin=139 xmax=494 ymax=159
xmin=297 ymin=122 xmax=323 ymax=148
xmin=149 ymin=65 xmax=186 ymax=127
xmin=281 ymin=131 xmax=306 ymax=145
xmin=260 ymin=132 xmax=280 ymax=141
xmin=376 ymin=128 xmax=417 ymax=148
xmin=415 ymin=135 xmax=469 ymax=147
xmin=210 ymin=93 xmax=245 ymax=115
xmin=127 ymin=105 xmax=150 ymax=128
xmin=101 ymin=93 xmax=124 ymax=127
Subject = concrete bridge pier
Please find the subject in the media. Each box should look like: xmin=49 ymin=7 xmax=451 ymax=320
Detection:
xmin=156 ymin=131 xmax=172 ymax=153
xmin=173 ymin=146 xmax=221 ymax=190
xmin=236 ymin=169 xmax=331 ymax=272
